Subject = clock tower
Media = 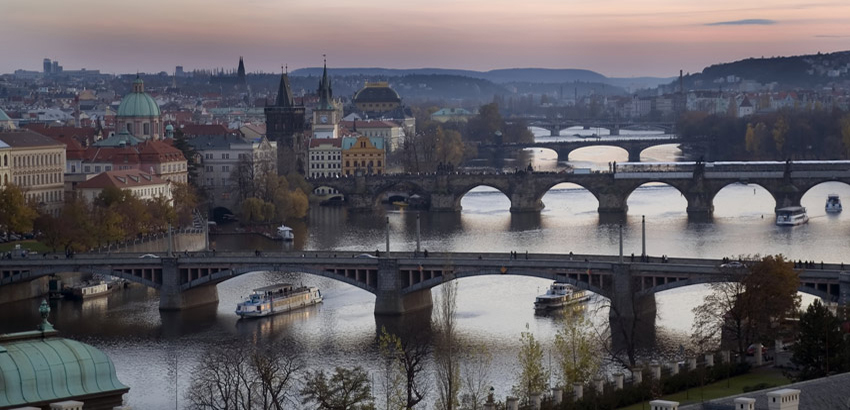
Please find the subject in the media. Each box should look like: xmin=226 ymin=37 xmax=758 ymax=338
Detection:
xmin=312 ymin=60 xmax=339 ymax=138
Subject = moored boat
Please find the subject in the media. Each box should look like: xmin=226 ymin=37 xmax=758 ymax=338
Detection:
xmin=67 ymin=281 xmax=112 ymax=300
xmin=775 ymin=206 xmax=808 ymax=226
xmin=277 ymin=225 xmax=294 ymax=241
xmin=534 ymin=282 xmax=589 ymax=311
xmin=825 ymin=194 xmax=842 ymax=213
xmin=235 ymin=284 xmax=323 ymax=318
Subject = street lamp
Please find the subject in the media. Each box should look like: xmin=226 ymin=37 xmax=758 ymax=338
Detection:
xmin=641 ymin=215 xmax=646 ymax=261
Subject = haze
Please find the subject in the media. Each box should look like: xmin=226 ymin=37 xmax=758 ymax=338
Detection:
xmin=2 ymin=0 xmax=849 ymax=77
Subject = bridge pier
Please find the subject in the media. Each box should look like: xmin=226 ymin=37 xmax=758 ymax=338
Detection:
xmin=610 ymin=125 xmax=620 ymax=136
xmin=609 ymin=264 xmax=658 ymax=359
xmin=684 ymin=193 xmax=714 ymax=217
xmin=374 ymin=259 xmax=433 ymax=315
xmin=347 ymin=193 xmax=376 ymax=212
xmin=509 ymin=193 xmax=544 ymax=213
xmin=597 ymin=192 xmax=628 ymax=214
xmin=430 ymin=193 xmax=461 ymax=212
xmin=627 ymin=148 xmax=642 ymax=163
xmin=772 ymin=189 xmax=803 ymax=211
xmin=159 ymin=258 xmax=220 ymax=311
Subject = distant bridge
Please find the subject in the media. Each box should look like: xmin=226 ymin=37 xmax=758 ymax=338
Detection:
xmin=2 ymin=251 xmax=847 ymax=317
xmin=475 ymin=135 xmax=683 ymax=163
xmin=309 ymin=161 xmax=850 ymax=215
xmin=509 ymin=118 xmax=676 ymax=136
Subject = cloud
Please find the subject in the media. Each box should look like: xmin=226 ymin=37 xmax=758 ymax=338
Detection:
xmin=814 ymin=34 xmax=850 ymax=38
xmin=705 ymin=19 xmax=777 ymax=26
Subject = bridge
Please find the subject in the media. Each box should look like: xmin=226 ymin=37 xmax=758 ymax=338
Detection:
xmin=309 ymin=161 xmax=850 ymax=215
xmin=510 ymin=117 xmax=676 ymax=137
xmin=475 ymin=135 xmax=682 ymax=163
xmin=2 ymin=252 xmax=848 ymax=317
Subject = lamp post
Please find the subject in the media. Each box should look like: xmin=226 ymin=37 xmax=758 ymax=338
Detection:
xmin=415 ymin=212 xmax=421 ymax=253
xmin=619 ymin=224 xmax=624 ymax=263
xmin=385 ymin=216 xmax=390 ymax=255
xmin=641 ymin=215 xmax=646 ymax=261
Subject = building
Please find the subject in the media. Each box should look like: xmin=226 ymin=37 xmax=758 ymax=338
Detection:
xmin=341 ymin=136 xmax=385 ymax=176
xmin=0 ymin=130 xmax=66 ymax=215
xmin=308 ymin=138 xmax=342 ymax=179
xmin=116 ymin=76 xmax=162 ymax=140
xmin=431 ymin=107 xmax=474 ymax=123
xmin=0 ymin=301 xmax=129 ymax=409
xmin=76 ymin=169 xmax=173 ymax=204
xmin=0 ymin=108 xmax=16 ymax=130
xmin=265 ymin=72 xmax=306 ymax=175
xmin=738 ymin=96 xmax=755 ymax=117
xmin=339 ymin=120 xmax=404 ymax=152
xmin=0 ymin=139 xmax=10 ymax=187
xmin=312 ymin=61 xmax=341 ymax=139
xmin=352 ymin=82 xmax=401 ymax=114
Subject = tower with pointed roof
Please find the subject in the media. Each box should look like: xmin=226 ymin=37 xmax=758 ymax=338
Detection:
xmin=312 ymin=58 xmax=340 ymax=138
xmin=237 ymin=56 xmax=247 ymax=87
xmin=265 ymin=68 xmax=307 ymax=175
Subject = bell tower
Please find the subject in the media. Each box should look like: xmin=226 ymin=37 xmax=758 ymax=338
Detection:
xmin=265 ymin=66 xmax=306 ymax=175
xmin=312 ymin=57 xmax=338 ymax=138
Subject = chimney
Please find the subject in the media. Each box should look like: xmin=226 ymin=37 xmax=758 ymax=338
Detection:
xmin=649 ymin=399 xmax=679 ymax=410
xmin=734 ymin=397 xmax=756 ymax=410
xmin=766 ymin=389 xmax=800 ymax=410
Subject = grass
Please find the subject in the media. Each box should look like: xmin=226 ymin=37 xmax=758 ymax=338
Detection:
xmin=0 ymin=240 xmax=55 ymax=254
xmin=618 ymin=367 xmax=790 ymax=409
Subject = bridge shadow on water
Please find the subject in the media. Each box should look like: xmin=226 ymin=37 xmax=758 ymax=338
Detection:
xmin=374 ymin=306 xmax=434 ymax=342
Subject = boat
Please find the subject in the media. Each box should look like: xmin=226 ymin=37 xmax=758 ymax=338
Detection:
xmin=277 ymin=225 xmax=294 ymax=241
xmin=775 ymin=206 xmax=809 ymax=226
xmin=825 ymin=194 xmax=842 ymax=213
xmin=392 ymin=201 xmax=409 ymax=208
xmin=235 ymin=284 xmax=323 ymax=318
xmin=67 ymin=281 xmax=112 ymax=300
xmin=533 ymin=282 xmax=590 ymax=311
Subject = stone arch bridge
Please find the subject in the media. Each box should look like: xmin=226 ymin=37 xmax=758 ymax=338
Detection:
xmin=308 ymin=161 xmax=850 ymax=215
xmin=2 ymin=252 xmax=846 ymax=317
xmin=475 ymin=136 xmax=682 ymax=163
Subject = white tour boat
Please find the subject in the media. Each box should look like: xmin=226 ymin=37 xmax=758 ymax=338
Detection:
xmin=775 ymin=206 xmax=809 ymax=226
xmin=235 ymin=284 xmax=322 ymax=318
xmin=277 ymin=225 xmax=294 ymax=241
xmin=534 ymin=282 xmax=590 ymax=312
xmin=825 ymin=194 xmax=842 ymax=213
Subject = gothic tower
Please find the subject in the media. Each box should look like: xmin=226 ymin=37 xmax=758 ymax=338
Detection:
xmin=312 ymin=59 xmax=339 ymax=138
xmin=237 ymin=57 xmax=246 ymax=85
xmin=265 ymin=69 xmax=306 ymax=175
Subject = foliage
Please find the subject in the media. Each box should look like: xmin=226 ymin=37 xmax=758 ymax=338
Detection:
xmin=301 ymin=366 xmax=376 ymax=410
xmin=553 ymin=306 xmax=601 ymax=387
xmin=692 ymin=255 xmax=800 ymax=359
xmin=233 ymin=162 xmax=310 ymax=224
xmin=186 ymin=341 xmax=302 ymax=410
xmin=0 ymin=184 xmax=38 ymax=233
xmin=465 ymin=102 xmax=533 ymax=144
xmin=376 ymin=327 xmax=430 ymax=409
xmin=789 ymin=299 xmax=850 ymax=380
xmin=434 ymin=279 xmax=460 ymax=410
xmin=377 ymin=327 xmax=406 ymax=410
xmin=512 ymin=324 xmax=549 ymax=402
xmin=459 ymin=342 xmax=493 ymax=410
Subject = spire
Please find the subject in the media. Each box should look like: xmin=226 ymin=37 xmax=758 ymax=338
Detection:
xmin=237 ymin=56 xmax=246 ymax=81
xmin=317 ymin=55 xmax=333 ymax=110
xmin=274 ymin=67 xmax=294 ymax=107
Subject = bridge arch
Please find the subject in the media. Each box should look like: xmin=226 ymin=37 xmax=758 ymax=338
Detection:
xmin=181 ymin=264 xmax=378 ymax=294
xmin=566 ymin=145 xmax=629 ymax=163
xmin=624 ymin=181 xmax=688 ymax=212
xmin=799 ymin=180 xmax=850 ymax=209
xmin=454 ymin=184 xmax=512 ymax=211
xmin=639 ymin=277 xmax=838 ymax=302
xmin=710 ymin=182 xmax=777 ymax=216
xmin=370 ymin=180 xmax=428 ymax=207
xmin=402 ymin=267 xmax=610 ymax=299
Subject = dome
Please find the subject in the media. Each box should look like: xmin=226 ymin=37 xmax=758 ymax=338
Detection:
xmin=165 ymin=124 xmax=174 ymax=131
xmin=117 ymin=78 xmax=161 ymax=118
xmin=353 ymin=82 xmax=401 ymax=104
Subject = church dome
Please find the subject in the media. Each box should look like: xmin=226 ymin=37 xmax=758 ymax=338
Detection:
xmin=117 ymin=78 xmax=161 ymax=118
xmin=353 ymin=82 xmax=401 ymax=104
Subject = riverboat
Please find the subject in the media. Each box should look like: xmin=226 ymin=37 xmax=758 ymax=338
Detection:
xmin=825 ymin=194 xmax=842 ymax=213
xmin=67 ymin=281 xmax=112 ymax=300
xmin=775 ymin=206 xmax=809 ymax=226
xmin=534 ymin=282 xmax=589 ymax=312
xmin=277 ymin=225 xmax=294 ymax=241
xmin=235 ymin=284 xmax=323 ymax=318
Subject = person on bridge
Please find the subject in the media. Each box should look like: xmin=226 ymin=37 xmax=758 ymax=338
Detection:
xmin=424 ymin=249 xmax=428 ymax=258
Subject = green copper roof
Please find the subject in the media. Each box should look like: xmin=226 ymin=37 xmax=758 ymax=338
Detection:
xmin=0 ymin=336 xmax=129 ymax=407
xmin=0 ymin=108 xmax=11 ymax=121
xmin=117 ymin=78 xmax=161 ymax=118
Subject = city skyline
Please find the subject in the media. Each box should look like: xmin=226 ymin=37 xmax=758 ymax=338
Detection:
xmin=2 ymin=0 xmax=850 ymax=77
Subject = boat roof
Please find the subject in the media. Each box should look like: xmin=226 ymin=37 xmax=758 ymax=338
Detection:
xmin=277 ymin=226 xmax=293 ymax=231
xmin=828 ymin=194 xmax=840 ymax=198
xmin=776 ymin=206 xmax=806 ymax=212
xmin=253 ymin=283 xmax=293 ymax=292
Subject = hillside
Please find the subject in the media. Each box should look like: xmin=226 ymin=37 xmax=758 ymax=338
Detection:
xmin=681 ymin=50 xmax=850 ymax=89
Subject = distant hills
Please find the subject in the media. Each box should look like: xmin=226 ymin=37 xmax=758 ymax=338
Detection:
xmin=290 ymin=67 xmax=674 ymax=89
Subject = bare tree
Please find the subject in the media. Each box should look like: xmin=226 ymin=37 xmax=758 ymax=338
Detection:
xmin=378 ymin=326 xmax=406 ymax=410
xmin=377 ymin=327 xmax=431 ymax=409
xmin=434 ymin=279 xmax=460 ymax=410
xmin=186 ymin=341 xmax=302 ymax=410
xmin=459 ymin=342 xmax=492 ymax=410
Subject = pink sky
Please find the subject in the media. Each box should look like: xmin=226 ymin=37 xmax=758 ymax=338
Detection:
xmin=2 ymin=0 xmax=849 ymax=77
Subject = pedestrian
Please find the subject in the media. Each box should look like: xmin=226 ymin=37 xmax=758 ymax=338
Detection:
xmin=525 ymin=251 xmax=528 ymax=259
xmin=424 ymin=249 xmax=428 ymax=258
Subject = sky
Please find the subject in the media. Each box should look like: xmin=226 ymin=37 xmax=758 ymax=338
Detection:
xmin=2 ymin=0 xmax=850 ymax=78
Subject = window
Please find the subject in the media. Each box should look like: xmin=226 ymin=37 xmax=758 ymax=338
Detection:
xmin=126 ymin=123 xmax=132 ymax=133
xmin=221 ymin=153 xmax=230 ymax=159
xmin=221 ymin=178 xmax=226 ymax=186
xmin=205 ymin=153 xmax=213 ymax=159
xmin=105 ymin=166 xmax=112 ymax=171
xmin=205 ymin=166 xmax=213 ymax=172
xmin=222 ymin=165 xmax=230 ymax=172
xmin=94 ymin=166 xmax=101 ymax=172
xmin=206 ymin=178 xmax=214 ymax=186
xmin=143 ymin=123 xmax=150 ymax=135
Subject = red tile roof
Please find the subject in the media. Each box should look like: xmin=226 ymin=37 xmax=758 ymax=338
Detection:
xmin=77 ymin=169 xmax=167 ymax=189
xmin=309 ymin=138 xmax=342 ymax=148
xmin=180 ymin=124 xmax=231 ymax=137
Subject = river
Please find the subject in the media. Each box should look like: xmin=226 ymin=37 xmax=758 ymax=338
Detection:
xmin=0 ymin=127 xmax=841 ymax=409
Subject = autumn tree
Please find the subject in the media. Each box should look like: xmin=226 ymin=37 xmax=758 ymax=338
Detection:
xmin=433 ymin=279 xmax=460 ymax=410
xmin=841 ymin=113 xmax=850 ymax=157
xmin=377 ymin=327 xmax=406 ymax=410
xmin=459 ymin=342 xmax=493 ymax=410
xmin=301 ymin=366 xmax=376 ymax=410
xmin=0 ymin=184 xmax=38 ymax=234
xmin=377 ymin=328 xmax=430 ymax=409
xmin=772 ymin=116 xmax=789 ymax=156
xmin=692 ymin=255 xmax=800 ymax=359
xmin=512 ymin=324 xmax=549 ymax=402
xmin=553 ymin=305 xmax=601 ymax=387
xmin=789 ymin=299 xmax=850 ymax=380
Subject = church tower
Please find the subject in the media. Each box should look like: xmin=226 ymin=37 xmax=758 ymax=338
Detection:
xmin=237 ymin=56 xmax=246 ymax=86
xmin=265 ymin=69 xmax=306 ymax=175
xmin=312 ymin=59 xmax=339 ymax=138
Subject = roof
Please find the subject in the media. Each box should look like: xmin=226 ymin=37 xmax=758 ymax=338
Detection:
xmin=353 ymin=82 xmax=401 ymax=104
xmin=117 ymin=78 xmax=161 ymax=118
xmin=93 ymin=130 xmax=143 ymax=147
xmin=22 ymin=124 xmax=98 ymax=141
xmin=0 ymin=108 xmax=11 ymax=121
xmin=342 ymin=136 xmax=384 ymax=151
xmin=180 ymin=124 xmax=231 ymax=137
xmin=432 ymin=107 xmax=473 ymax=116
xmin=77 ymin=169 xmax=168 ymax=189
xmin=0 ymin=130 xmax=66 ymax=149
xmin=186 ymin=134 xmax=252 ymax=151
xmin=679 ymin=372 xmax=850 ymax=410
xmin=339 ymin=120 xmax=397 ymax=129
xmin=309 ymin=138 xmax=342 ymax=148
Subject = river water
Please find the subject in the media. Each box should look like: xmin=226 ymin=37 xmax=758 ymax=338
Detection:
xmin=0 ymin=127 xmax=843 ymax=409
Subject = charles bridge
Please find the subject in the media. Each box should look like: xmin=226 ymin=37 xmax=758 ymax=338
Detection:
xmin=309 ymin=160 xmax=850 ymax=215
xmin=1 ymin=251 xmax=847 ymax=318
xmin=475 ymin=135 xmax=682 ymax=163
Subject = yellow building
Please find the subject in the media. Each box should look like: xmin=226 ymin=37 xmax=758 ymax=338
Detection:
xmin=0 ymin=130 xmax=66 ymax=215
xmin=342 ymin=136 xmax=385 ymax=176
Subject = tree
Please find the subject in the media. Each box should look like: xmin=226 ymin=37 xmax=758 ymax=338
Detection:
xmin=377 ymin=328 xmax=430 ymax=409
xmin=789 ymin=299 xmax=849 ymax=380
xmin=553 ymin=305 xmax=601 ymax=387
xmin=171 ymin=182 xmax=200 ymax=227
xmin=301 ymin=366 xmax=376 ymax=410
xmin=692 ymin=255 xmax=800 ymax=359
xmin=377 ymin=327 xmax=406 ymax=410
xmin=434 ymin=279 xmax=460 ymax=410
xmin=0 ymin=184 xmax=38 ymax=234
xmin=772 ymin=116 xmax=789 ymax=155
xmin=512 ymin=324 xmax=549 ymax=402
xmin=187 ymin=342 xmax=302 ymax=410
xmin=841 ymin=113 xmax=850 ymax=158
xmin=459 ymin=343 xmax=492 ymax=410
xmin=466 ymin=103 xmax=502 ymax=143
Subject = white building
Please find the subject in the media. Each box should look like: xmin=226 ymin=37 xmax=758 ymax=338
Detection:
xmin=76 ymin=169 xmax=172 ymax=204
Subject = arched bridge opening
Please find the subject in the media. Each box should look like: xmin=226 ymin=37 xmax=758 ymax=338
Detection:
xmin=625 ymin=181 xmax=688 ymax=216
xmin=711 ymin=182 xmax=776 ymax=218
xmin=457 ymin=184 xmax=511 ymax=213
xmin=540 ymin=182 xmax=600 ymax=215
xmin=639 ymin=277 xmax=840 ymax=303
xmin=178 ymin=264 xmax=379 ymax=294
